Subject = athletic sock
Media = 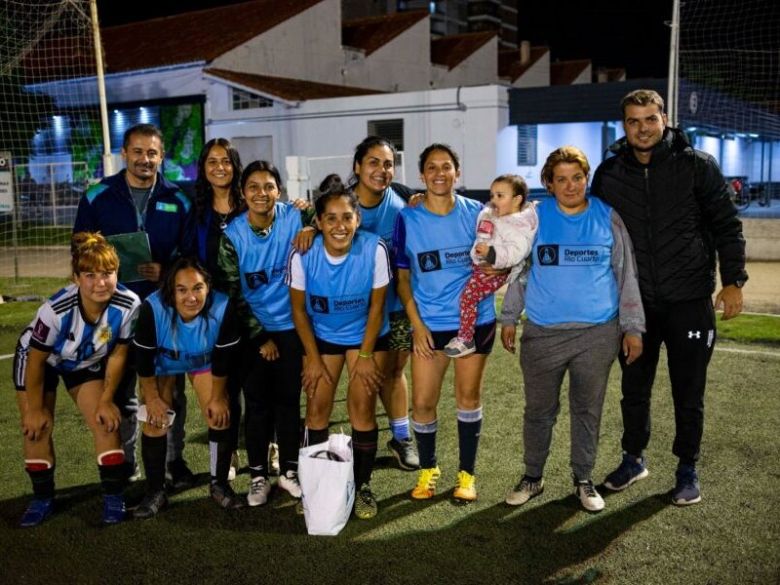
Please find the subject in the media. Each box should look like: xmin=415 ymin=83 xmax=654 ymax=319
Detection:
xmin=351 ymin=427 xmax=378 ymax=488
xmin=457 ymin=407 xmax=483 ymax=475
xmin=412 ymin=418 xmax=438 ymax=469
xmin=389 ymin=416 xmax=411 ymax=442
xmin=208 ymin=428 xmax=232 ymax=486
xmin=141 ymin=434 xmax=167 ymax=493
xmin=305 ymin=427 xmax=329 ymax=448
xmin=25 ymin=460 xmax=55 ymax=500
xmin=97 ymin=450 xmax=126 ymax=495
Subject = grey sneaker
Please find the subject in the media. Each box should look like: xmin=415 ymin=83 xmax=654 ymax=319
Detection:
xmin=505 ymin=476 xmax=544 ymax=506
xmin=672 ymin=464 xmax=701 ymax=506
xmin=247 ymin=476 xmax=271 ymax=507
xmin=134 ymin=490 xmax=168 ymax=519
xmin=210 ymin=483 xmax=245 ymax=509
xmin=574 ymin=478 xmax=605 ymax=512
xmin=603 ymin=452 xmax=649 ymax=491
xmin=278 ymin=470 xmax=302 ymax=499
xmin=387 ymin=438 xmax=420 ymax=470
xmin=443 ymin=337 xmax=476 ymax=358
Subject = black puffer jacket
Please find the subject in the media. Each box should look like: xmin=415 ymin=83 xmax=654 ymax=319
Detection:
xmin=592 ymin=127 xmax=747 ymax=310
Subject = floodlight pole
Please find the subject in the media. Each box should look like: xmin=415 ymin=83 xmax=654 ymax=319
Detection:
xmin=90 ymin=0 xmax=113 ymax=176
xmin=667 ymin=0 xmax=681 ymax=127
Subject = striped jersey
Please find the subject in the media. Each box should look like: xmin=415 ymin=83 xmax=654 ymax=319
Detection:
xmin=15 ymin=283 xmax=140 ymax=379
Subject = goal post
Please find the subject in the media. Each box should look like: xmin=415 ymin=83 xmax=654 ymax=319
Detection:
xmin=0 ymin=0 xmax=110 ymax=287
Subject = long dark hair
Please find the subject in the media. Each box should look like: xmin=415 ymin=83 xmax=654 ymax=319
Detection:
xmin=194 ymin=138 xmax=245 ymax=224
xmin=347 ymin=136 xmax=397 ymax=190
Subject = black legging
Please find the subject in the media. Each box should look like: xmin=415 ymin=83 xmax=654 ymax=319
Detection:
xmin=242 ymin=330 xmax=303 ymax=477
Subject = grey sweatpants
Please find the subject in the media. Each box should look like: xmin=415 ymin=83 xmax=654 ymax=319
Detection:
xmin=520 ymin=319 xmax=620 ymax=480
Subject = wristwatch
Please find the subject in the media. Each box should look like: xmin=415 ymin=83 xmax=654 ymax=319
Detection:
xmin=733 ymin=279 xmax=746 ymax=288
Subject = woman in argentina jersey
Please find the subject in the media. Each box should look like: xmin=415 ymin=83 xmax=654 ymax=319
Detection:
xmin=393 ymin=144 xmax=494 ymax=503
xmin=217 ymin=160 xmax=315 ymax=507
xmin=14 ymin=232 xmax=141 ymax=527
xmin=348 ymin=136 xmax=420 ymax=471
xmin=500 ymin=146 xmax=645 ymax=513
xmin=288 ymin=187 xmax=391 ymax=521
xmin=132 ymin=257 xmax=242 ymax=518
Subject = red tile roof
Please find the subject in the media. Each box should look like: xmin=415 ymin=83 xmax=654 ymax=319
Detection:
xmin=204 ymin=68 xmax=382 ymax=101
xmin=551 ymin=59 xmax=592 ymax=85
xmin=101 ymin=0 xmax=324 ymax=73
xmin=498 ymin=46 xmax=548 ymax=82
xmin=342 ymin=10 xmax=429 ymax=56
xmin=431 ymin=31 xmax=497 ymax=70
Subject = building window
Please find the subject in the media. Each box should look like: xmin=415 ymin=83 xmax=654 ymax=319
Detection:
xmin=232 ymin=88 xmax=273 ymax=110
xmin=367 ymin=119 xmax=404 ymax=152
xmin=516 ymin=124 xmax=537 ymax=166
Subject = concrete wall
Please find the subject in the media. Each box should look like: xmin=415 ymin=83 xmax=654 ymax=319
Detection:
xmin=342 ymin=18 xmax=432 ymax=91
xmin=206 ymin=84 xmax=510 ymax=191
xmin=743 ymin=218 xmax=780 ymax=260
xmin=512 ymin=52 xmax=550 ymax=88
xmin=431 ymin=38 xmax=500 ymax=89
xmin=213 ymin=0 xmax=344 ymax=86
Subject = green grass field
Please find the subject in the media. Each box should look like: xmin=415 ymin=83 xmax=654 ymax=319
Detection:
xmin=0 ymin=299 xmax=778 ymax=584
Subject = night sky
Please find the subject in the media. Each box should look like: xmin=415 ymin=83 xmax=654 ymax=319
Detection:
xmin=97 ymin=0 xmax=673 ymax=79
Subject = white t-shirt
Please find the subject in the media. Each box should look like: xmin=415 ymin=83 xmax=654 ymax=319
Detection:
xmin=288 ymin=245 xmax=390 ymax=291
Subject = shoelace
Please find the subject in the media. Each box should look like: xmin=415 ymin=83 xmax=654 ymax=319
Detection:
xmin=517 ymin=479 xmax=537 ymax=492
xmin=250 ymin=479 xmax=267 ymax=494
xmin=579 ymin=481 xmax=597 ymax=498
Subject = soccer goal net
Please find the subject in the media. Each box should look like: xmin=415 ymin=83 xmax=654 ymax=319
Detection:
xmin=677 ymin=0 xmax=780 ymax=204
xmin=0 ymin=0 xmax=103 ymax=290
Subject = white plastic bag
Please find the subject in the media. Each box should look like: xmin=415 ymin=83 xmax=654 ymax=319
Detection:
xmin=298 ymin=432 xmax=355 ymax=536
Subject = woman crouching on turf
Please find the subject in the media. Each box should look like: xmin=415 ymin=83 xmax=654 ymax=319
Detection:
xmin=288 ymin=184 xmax=391 ymax=520
xmin=14 ymin=232 xmax=141 ymax=527
xmin=133 ymin=257 xmax=242 ymax=518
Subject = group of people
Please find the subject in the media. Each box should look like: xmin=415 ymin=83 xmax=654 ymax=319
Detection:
xmin=12 ymin=89 xmax=748 ymax=528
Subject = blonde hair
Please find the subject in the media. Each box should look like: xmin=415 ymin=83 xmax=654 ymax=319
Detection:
xmin=71 ymin=232 xmax=120 ymax=275
xmin=540 ymin=146 xmax=590 ymax=191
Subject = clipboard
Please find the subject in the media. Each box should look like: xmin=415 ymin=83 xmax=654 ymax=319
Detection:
xmin=106 ymin=232 xmax=153 ymax=283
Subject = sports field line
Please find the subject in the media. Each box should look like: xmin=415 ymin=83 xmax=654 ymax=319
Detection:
xmin=715 ymin=346 xmax=780 ymax=358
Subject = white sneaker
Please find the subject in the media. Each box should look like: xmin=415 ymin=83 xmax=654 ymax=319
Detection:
xmin=269 ymin=443 xmax=280 ymax=476
xmin=278 ymin=470 xmax=302 ymax=499
xmin=247 ymin=476 xmax=271 ymax=507
xmin=574 ymin=478 xmax=605 ymax=512
xmin=505 ymin=476 xmax=544 ymax=506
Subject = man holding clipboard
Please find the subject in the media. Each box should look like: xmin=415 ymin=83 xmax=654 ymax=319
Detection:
xmin=74 ymin=124 xmax=196 ymax=487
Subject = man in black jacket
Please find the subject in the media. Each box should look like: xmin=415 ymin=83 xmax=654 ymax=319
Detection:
xmin=592 ymin=89 xmax=748 ymax=506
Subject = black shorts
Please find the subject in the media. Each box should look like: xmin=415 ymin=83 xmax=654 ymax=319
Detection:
xmin=315 ymin=333 xmax=391 ymax=356
xmin=14 ymin=357 xmax=106 ymax=392
xmin=422 ymin=320 xmax=496 ymax=355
